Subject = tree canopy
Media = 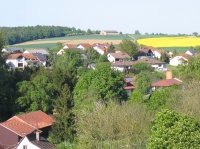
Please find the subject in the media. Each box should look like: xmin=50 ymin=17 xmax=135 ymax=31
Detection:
xmin=147 ymin=109 xmax=200 ymax=149
xmin=119 ymin=39 xmax=138 ymax=58
xmin=135 ymin=72 xmax=151 ymax=95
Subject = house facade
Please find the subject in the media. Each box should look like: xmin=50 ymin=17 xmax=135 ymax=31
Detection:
xmin=92 ymin=43 xmax=110 ymax=55
xmin=107 ymin=52 xmax=131 ymax=62
xmin=153 ymin=49 xmax=170 ymax=59
xmin=76 ymin=43 xmax=91 ymax=50
xmin=169 ymin=54 xmax=190 ymax=66
xmin=137 ymin=47 xmax=154 ymax=59
xmin=185 ymin=49 xmax=196 ymax=56
xmin=110 ymin=61 xmax=135 ymax=72
xmin=124 ymin=76 xmax=136 ymax=95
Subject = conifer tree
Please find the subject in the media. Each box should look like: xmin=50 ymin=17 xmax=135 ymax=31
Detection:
xmin=49 ymin=84 xmax=75 ymax=146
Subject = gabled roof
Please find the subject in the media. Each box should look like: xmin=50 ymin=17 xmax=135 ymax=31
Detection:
xmin=64 ymin=44 xmax=76 ymax=49
xmin=186 ymin=49 xmax=196 ymax=55
xmin=154 ymin=49 xmax=170 ymax=56
xmin=25 ymin=49 xmax=49 ymax=55
xmin=132 ymin=58 xmax=165 ymax=65
xmin=111 ymin=61 xmax=135 ymax=67
xmin=32 ymin=53 xmax=46 ymax=61
xmin=0 ymin=111 xmax=55 ymax=137
xmin=102 ymin=30 xmax=118 ymax=33
xmin=77 ymin=43 xmax=91 ymax=49
xmin=152 ymin=78 xmax=182 ymax=87
xmin=23 ymin=53 xmax=37 ymax=59
xmin=0 ymin=117 xmax=35 ymax=137
xmin=7 ymin=53 xmax=37 ymax=60
xmin=7 ymin=53 xmax=23 ymax=59
xmin=109 ymin=52 xmax=131 ymax=59
xmin=176 ymin=54 xmax=191 ymax=60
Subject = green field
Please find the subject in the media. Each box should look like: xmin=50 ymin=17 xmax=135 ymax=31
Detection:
xmin=10 ymin=43 xmax=57 ymax=49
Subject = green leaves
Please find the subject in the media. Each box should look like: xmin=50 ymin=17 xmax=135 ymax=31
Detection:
xmin=119 ymin=39 xmax=138 ymax=58
xmin=147 ymin=109 xmax=200 ymax=149
xmin=135 ymin=72 xmax=151 ymax=95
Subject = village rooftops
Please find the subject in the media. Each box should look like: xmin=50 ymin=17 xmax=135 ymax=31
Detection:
xmin=109 ymin=53 xmax=131 ymax=59
xmin=152 ymin=78 xmax=182 ymax=87
xmin=111 ymin=61 xmax=135 ymax=66
xmin=24 ymin=49 xmax=49 ymax=55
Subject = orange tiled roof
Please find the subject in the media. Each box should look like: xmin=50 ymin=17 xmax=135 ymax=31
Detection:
xmin=0 ymin=110 xmax=55 ymax=137
xmin=16 ymin=110 xmax=55 ymax=129
xmin=65 ymin=44 xmax=76 ymax=49
xmin=176 ymin=54 xmax=191 ymax=60
xmin=0 ymin=117 xmax=35 ymax=137
xmin=152 ymin=78 xmax=182 ymax=87
xmin=78 ymin=43 xmax=91 ymax=48
xmin=7 ymin=53 xmax=23 ymax=59
xmin=23 ymin=53 xmax=37 ymax=59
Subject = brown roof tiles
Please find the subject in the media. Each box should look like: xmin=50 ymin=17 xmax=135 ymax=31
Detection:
xmin=109 ymin=53 xmax=131 ymax=59
xmin=152 ymin=78 xmax=182 ymax=87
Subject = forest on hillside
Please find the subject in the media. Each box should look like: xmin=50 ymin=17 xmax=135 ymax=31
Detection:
xmin=0 ymin=25 xmax=100 ymax=45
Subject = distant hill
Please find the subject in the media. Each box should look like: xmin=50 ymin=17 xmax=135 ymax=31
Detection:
xmin=0 ymin=25 xmax=100 ymax=45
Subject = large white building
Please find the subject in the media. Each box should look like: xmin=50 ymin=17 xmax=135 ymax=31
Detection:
xmin=100 ymin=30 xmax=119 ymax=35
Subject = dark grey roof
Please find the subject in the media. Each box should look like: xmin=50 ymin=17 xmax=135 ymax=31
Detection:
xmin=188 ymin=49 xmax=196 ymax=55
xmin=33 ymin=53 xmax=46 ymax=61
xmin=2 ymin=47 xmax=23 ymax=53
xmin=27 ymin=49 xmax=49 ymax=55
xmin=27 ymin=133 xmax=56 ymax=149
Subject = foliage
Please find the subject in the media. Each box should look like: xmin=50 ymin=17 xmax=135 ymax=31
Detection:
xmin=76 ymin=101 xmax=153 ymax=149
xmin=98 ymin=54 xmax=109 ymax=62
xmin=177 ymin=56 xmax=200 ymax=81
xmin=147 ymin=109 xmax=200 ymax=149
xmin=74 ymin=63 xmax=127 ymax=103
xmin=1 ymin=26 xmax=96 ymax=45
xmin=17 ymin=75 xmax=56 ymax=113
xmin=107 ymin=42 xmax=115 ymax=53
xmin=135 ymin=72 xmax=151 ymax=95
xmin=172 ymin=49 xmax=179 ymax=57
xmin=160 ymin=52 xmax=169 ymax=63
xmin=49 ymin=84 xmax=75 ymax=145
xmin=84 ymin=47 xmax=100 ymax=64
xmin=129 ymin=91 xmax=144 ymax=104
xmin=134 ymin=30 xmax=141 ymax=35
xmin=132 ymin=62 xmax=153 ymax=73
xmin=55 ymin=50 xmax=83 ymax=69
xmin=119 ymin=39 xmax=138 ymax=58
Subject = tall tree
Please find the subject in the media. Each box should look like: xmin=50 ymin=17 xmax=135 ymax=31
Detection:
xmin=135 ymin=72 xmax=151 ymax=95
xmin=107 ymin=42 xmax=115 ymax=53
xmin=84 ymin=47 xmax=100 ymax=64
xmin=160 ymin=52 xmax=170 ymax=63
xmin=119 ymin=39 xmax=138 ymax=58
xmin=49 ymin=84 xmax=75 ymax=146
xmin=147 ymin=109 xmax=200 ymax=149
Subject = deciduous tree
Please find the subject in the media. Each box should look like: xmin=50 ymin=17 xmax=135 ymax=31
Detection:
xmin=135 ymin=72 xmax=151 ymax=95
xmin=119 ymin=39 xmax=138 ymax=58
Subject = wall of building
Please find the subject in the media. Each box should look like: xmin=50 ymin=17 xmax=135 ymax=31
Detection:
xmin=16 ymin=137 xmax=40 ymax=149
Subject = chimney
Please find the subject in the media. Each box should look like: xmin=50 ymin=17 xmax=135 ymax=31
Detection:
xmin=35 ymin=130 xmax=42 ymax=141
xmin=166 ymin=70 xmax=172 ymax=79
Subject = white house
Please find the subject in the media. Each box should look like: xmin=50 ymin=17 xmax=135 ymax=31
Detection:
xmin=169 ymin=54 xmax=190 ymax=66
xmin=24 ymin=49 xmax=49 ymax=55
xmin=15 ymin=132 xmax=55 ymax=149
xmin=132 ymin=58 xmax=167 ymax=71
xmin=93 ymin=43 xmax=110 ymax=55
xmin=107 ymin=52 xmax=131 ymax=62
xmin=185 ymin=49 xmax=196 ymax=56
xmin=100 ymin=30 xmax=119 ymax=35
xmin=2 ymin=47 xmax=23 ymax=53
xmin=153 ymin=49 xmax=170 ymax=59
xmin=110 ymin=61 xmax=135 ymax=72
xmin=76 ymin=43 xmax=91 ymax=50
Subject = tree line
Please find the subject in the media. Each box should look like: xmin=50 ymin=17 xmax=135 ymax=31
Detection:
xmin=0 ymin=25 xmax=100 ymax=45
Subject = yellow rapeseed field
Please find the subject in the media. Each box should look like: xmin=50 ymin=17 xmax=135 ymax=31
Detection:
xmin=137 ymin=36 xmax=200 ymax=47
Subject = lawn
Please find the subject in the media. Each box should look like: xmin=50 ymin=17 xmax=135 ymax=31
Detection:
xmin=10 ymin=43 xmax=57 ymax=49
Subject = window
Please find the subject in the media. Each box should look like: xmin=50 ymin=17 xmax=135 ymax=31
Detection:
xmin=18 ymin=63 xmax=23 ymax=67
xmin=158 ymin=64 xmax=162 ymax=67
xmin=23 ymin=145 xmax=27 ymax=149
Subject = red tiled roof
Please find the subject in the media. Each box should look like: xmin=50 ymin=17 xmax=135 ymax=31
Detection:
xmin=16 ymin=110 xmax=55 ymax=129
xmin=7 ymin=53 xmax=23 ymax=59
xmin=133 ymin=58 xmax=165 ymax=65
xmin=7 ymin=53 xmax=37 ymax=60
xmin=0 ymin=117 xmax=35 ymax=137
xmin=176 ymin=54 xmax=191 ymax=60
xmin=23 ymin=53 xmax=36 ymax=59
xmin=78 ymin=43 xmax=91 ymax=48
xmin=65 ymin=44 xmax=76 ymax=49
xmin=152 ymin=78 xmax=182 ymax=87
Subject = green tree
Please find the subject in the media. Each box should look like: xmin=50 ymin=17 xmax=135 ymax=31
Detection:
xmin=132 ymin=62 xmax=153 ymax=73
xmin=17 ymin=75 xmax=56 ymax=113
xmin=147 ymin=109 xmax=200 ymax=149
xmin=172 ymin=49 xmax=178 ymax=57
xmin=87 ymin=29 xmax=92 ymax=34
xmin=193 ymin=32 xmax=198 ymax=36
xmin=135 ymin=30 xmax=141 ymax=35
xmin=84 ymin=47 xmax=100 ymax=64
xmin=74 ymin=63 xmax=127 ymax=103
xmin=129 ymin=91 xmax=143 ymax=104
xmin=119 ymin=39 xmax=138 ymax=58
xmin=107 ymin=42 xmax=115 ymax=53
xmin=49 ymin=84 xmax=75 ymax=146
xmin=160 ymin=52 xmax=169 ymax=63
xmin=98 ymin=54 xmax=109 ymax=62
xmin=135 ymin=72 xmax=151 ymax=95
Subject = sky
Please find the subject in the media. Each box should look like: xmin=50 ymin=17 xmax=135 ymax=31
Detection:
xmin=1 ymin=0 xmax=200 ymax=34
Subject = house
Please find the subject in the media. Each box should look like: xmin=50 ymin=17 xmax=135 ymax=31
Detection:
xmin=153 ymin=49 xmax=170 ymax=59
xmin=110 ymin=61 xmax=135 ymax=72
xmin=152 ymin=70 xmax=182 ymax=91
xmin=132 ymin=58 xmax=167 ymax=71
xmin=124 ymin=76 xmax=136 ymax=95
xmin=100 ymin=30 xmax=118 ymax=35
xmin=15 ymin=132 xmax=55 ymax=149
xmin=6 ymin=53 xmax=39 ymax=70
xmin=24 ymin=49 xmax=49 ymax=56
xmin=0 ymin=110 xmax=54 ymax=149
xmin=107 ymin=52 xmax=131 ymax=62
xmin=169 ymin=54 xmax=190 ymax=66
xmin=57 ymin=48 xmax=83 ymax=55
xmin=63 ymin=44 xmax=76 ymax=49
xmin=76 ymin=43 xmax=91 ymax=50
xmin=32 ymin=53 xmax=47 ymax=66
xmin=92 ymin=43 xmax=110 ymax=55
xmin=2 ymin=47 xmax=23 ymax=54
xmin=185 ymin=49 xmax=196 ymax=56
xmin=137 ymin=47 xmax=154 ymax=59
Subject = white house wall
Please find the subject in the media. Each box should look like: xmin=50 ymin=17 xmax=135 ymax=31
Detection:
xmin=153 ymin=51 xmax=161 ymax=59
xmin=185 ymin=51 xmax=193 ymax=56
xmin=57 ymin=49 xmax=64 ymax=55
xmin=170 ymin=56 xmax=187 ymax=66
xmin=16 ymin=137 xmax=40 ymax=149
xmin=77 ymin=45 xmax=85 ymax=50
xmin=111 ymin=66 xmax=124 ymax=72
xmin=6 ymin=58 xmax=25 ymax=69
xmin=107 ymin=54 xmax=115 ymax=62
